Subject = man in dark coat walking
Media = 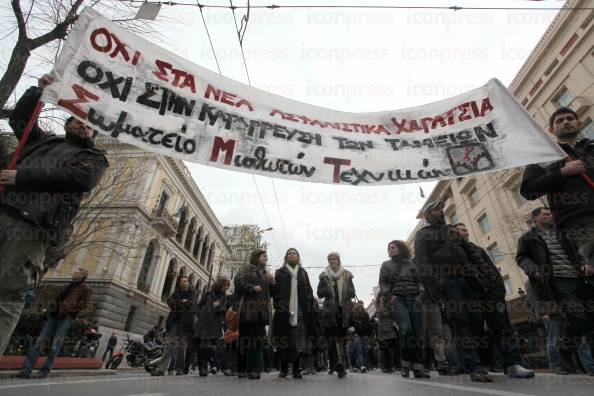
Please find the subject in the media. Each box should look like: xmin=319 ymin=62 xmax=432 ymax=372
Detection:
xmin=455 ymin=223 xmax=534 ymax=379
xmin=18 ymin=268 xmax=91 ymax=378
xmin=102 ymin=332 xmax=118 ymax=362
xmin=0 ymin=74 xmax=108 ymax=355
xmin=517 ymin=207 xmax=594 ymax=374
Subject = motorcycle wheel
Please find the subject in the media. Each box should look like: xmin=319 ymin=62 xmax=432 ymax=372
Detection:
xmin=109 ymin=356 xmax=123 ymax=370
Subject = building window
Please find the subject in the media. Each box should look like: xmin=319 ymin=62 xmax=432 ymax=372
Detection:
xmin=468 ymin=187 xmax=480 ymax=206
xmin=124 ymin=306 xmax=136 ymax=332
xmin=155 ymin=190 xmax=169 ymax=215
xmin=137 ymin=241 xmax=155 ymax=293
xmin=487 ymin=243 xmax=504 ymax=263
xmin=554 ymin=89 xmax=573 ymax=108
xmin=450 ymin=211 xmax=460 ymax=225
xmin=503 ymin=276 xmax=513 ymax=296
xmin=477 ymin=213 xmax=491 ymax=233
xmin=512 ymin=187 xmax=526 ymax=207
xmin=581 ymin=118 xmax=594 ymax=139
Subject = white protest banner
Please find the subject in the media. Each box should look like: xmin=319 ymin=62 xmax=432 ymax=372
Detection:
xmin=42 ymin=7 xmax=566 ymax=186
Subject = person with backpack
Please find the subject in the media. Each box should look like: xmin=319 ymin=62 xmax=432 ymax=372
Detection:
xmin=317 ymin=252 xmax=355 ymax=378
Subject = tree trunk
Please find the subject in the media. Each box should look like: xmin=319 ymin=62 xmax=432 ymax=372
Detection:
xmin=0 ymin=38 xmax=31 ymax=113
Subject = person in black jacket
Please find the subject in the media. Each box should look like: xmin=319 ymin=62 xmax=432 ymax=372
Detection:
xmin=272 ymin=248 xmax=317 ymax=379
xmin=455 ymin=223 xmax=534 ymax=379
xmin=234 ymin=249 xmax=276 ymax=380
xmin=379 ymin=240 xmax=429 ymax=379
xmin=102 ymin=332 xmax=118 ymax=362
xmin=152 ymin=275 xmax=196 ymax=376
xmin=521 ymin=107 xmax=594 ymax=274
xmin=194 ymin=276 xmax=229 ymax=376
xmin=516 ymin=207 xmax=594 ymax=374
xmin=414 ymin=200 xmax=494 ymax=382
xmin=0 ymin=74 xmax=108 ymax=355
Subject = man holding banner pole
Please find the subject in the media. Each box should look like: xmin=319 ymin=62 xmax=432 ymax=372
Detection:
xmin=0 ymin=74 xmax=108 ymax=355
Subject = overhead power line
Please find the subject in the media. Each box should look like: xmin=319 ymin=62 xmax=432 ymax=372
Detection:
xmin=124 ymin=1 xmax=594 ymax=11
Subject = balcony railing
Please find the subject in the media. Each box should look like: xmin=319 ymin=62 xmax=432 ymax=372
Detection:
xmin=150 ymin=207 xmax=178 ymax=238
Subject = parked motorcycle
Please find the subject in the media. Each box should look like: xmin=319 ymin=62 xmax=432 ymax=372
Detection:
xmin=106 ymin=334 xmax=163 ymax=372
xmin=72 ymin=328 xmax=102 ymax=358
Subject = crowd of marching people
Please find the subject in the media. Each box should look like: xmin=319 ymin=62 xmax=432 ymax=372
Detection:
xmin=145 ymin=107 xmax=594 ymax=382
xmin=1 ymin=73 xmax=593 ymax=383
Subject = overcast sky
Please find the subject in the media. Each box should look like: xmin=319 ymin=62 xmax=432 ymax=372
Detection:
xmin=0 ymin=0 xmax=562 ymax=303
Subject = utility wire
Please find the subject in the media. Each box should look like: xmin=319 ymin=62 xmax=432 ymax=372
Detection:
xmin=229 ymin=0 xmax=291 ymax=253
xmin=197 ymin=0 xmax=282 ymax=262
xmin=125 ymin=1 xmax=594 ymax=11
xmin=198 ymin=1 xmax=222 ymax=74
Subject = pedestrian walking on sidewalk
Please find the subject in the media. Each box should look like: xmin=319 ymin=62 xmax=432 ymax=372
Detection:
xmin=18 ymin=268 xmax=91 ymax=378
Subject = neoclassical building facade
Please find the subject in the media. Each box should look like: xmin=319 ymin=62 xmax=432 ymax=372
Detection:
xmin=42 ymin=136 xmax=231 ymax=338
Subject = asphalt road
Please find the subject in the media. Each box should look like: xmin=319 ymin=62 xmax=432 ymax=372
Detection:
xmin=0 ymin=370 xmax=593 ymax=396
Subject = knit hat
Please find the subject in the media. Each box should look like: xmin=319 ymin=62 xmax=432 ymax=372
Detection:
xmin=327 ymin=251 xmax=341 ymax=264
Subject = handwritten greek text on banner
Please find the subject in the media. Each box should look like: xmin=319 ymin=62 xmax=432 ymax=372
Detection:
xmin=42 ymin=7 xmax=566 ymax=186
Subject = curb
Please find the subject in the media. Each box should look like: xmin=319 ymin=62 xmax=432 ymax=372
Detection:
xmin=0 ymin=369 xmax=117 ymax=379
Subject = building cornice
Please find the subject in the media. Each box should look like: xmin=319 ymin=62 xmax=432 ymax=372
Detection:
xmin=509 ymin=0 xmax=577 ymax=92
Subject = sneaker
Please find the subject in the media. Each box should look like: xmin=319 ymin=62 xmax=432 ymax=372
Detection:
xmin=168 ymin=369 xmax=175 ymax=375
xmin=223 ymin=369 xmax=233 ymax=376
xmin=199 ymin=368 xmax=208 ymax=377
xmin=506 ymin=365 xmax=535 ymax=379
xmin=15 ymin=369 xmax=31 ymax=379
xmin=328 ymin=369 xmax=334 ymax=375
xmin=210 ymin=368 xmax=217 ymax=375
xmin=292 ymin=370 xmax=303 ymax=379
xmin=470 ymin=371 xmax=494 ymax=382
xmin=360 ymin=366 xmax=367 ymax=373
xmin=150 ymin=370 xmax=165 ymax=376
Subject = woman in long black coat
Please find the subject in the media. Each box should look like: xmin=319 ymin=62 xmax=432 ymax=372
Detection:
xmin=194 ymin=277 xmax=229 ymax=376
xmin=317 ymin=251 xmax=355 ymax=378
xmin=272 ymin=248 xmax=317 ymax=378
xmin=234 ymin=249 xmax=275 ymax=380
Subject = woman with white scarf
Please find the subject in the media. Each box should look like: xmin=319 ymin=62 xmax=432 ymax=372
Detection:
xmin=317 ymin=252 xmax=356 ymax=378
xmin=272 ymin=248 xmax=317 ymax=379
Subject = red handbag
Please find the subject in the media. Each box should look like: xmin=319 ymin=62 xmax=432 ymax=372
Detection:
xmin=223 ymin=296 xmax=243 ymax=344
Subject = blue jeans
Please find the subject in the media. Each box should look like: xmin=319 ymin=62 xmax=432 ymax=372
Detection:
xmin=353 ymin=335 xmax=368 ymax=368
xmin=544 ymin=317 xmax=594 ymax=372
xmin=22 ymin=316 xmax=72 ymax=374
xmin=390 ymin=294 xmax=425 ymax=369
